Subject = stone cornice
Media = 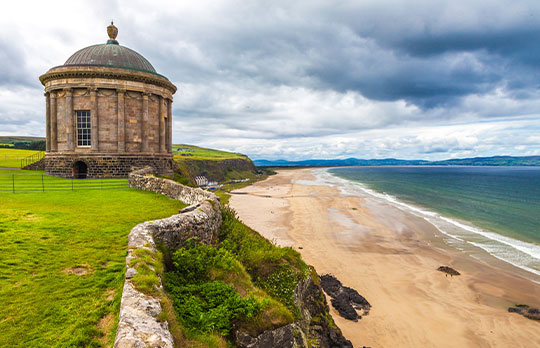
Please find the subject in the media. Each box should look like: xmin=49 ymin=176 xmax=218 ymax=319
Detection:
xmin=39 ymin=66 xmax=177 ymax=94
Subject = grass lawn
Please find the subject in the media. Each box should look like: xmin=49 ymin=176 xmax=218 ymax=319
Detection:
xmin=173 ymin=144 xmax=245 ymax=161
xmin=0 ymin=177 xmax=187 ymax=347
xmin=0 ymin=148 xmax=44 ymax=168
xmin=0 ymin=171 xmax=128 ymax=193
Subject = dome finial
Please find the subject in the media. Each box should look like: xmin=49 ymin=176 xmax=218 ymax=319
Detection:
xmin=107 ymin=21 xmax=119 ymax=45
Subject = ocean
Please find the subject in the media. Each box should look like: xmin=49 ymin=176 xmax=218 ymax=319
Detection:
xmin=324 ymin=166 xmax=540 ymax=279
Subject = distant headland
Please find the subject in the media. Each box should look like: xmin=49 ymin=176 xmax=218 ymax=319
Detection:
xmin=254 ymin=155 xmax=540 ymax=167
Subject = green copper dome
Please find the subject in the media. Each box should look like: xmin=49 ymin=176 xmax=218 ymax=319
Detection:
xmin=63 ymin=22 xmax=158 ymax=75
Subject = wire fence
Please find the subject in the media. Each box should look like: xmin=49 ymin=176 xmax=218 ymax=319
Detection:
xmin=0 ymin=174 xmax=129 ymax=193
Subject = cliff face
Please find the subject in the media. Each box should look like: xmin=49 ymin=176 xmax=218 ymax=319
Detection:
xmin=174 ymin=157 xmax=258 ymax=185
xmin=236 ymin=269 xmax=353 ymax=348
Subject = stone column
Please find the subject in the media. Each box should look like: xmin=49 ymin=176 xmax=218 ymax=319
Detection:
xmin=117 ymin=89 xmax=126 ymax=152
xmin=142 ymin=92 xmax=150 ymax=152
xmin=90 ymin=87 xmax=99 ymax=152
xmin=64 ymin=88 xmax=74 ymax=151
xmin=45 ymin=92 xmax=51 ymax=152
xmin=167 ymin=98 xmax=173 ymax=153
xmin=50 ymin=92 xmax=57 ymax=152
xmin=159 ymin=96 xmax=166 ymax=153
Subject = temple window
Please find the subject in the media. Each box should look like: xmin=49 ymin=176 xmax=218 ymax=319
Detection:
xmin=76 ymin=110 xmax=91 ymax=147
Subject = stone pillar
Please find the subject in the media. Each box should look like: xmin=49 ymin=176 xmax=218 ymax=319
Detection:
xmin=159 ymin=96 xmax=166 ymax=153
xmin=167 ymin=98 xmax=173 ymax=153
xmin=117 ymin=89 xmax=126 ymax=152
xmin=142 ymin=92 xmax=150 ymax=152
xmin=45 ymin=92 xmax=51 ymax=152
xmin=65 ymin=88 xmax=74 ymax=151
xmin=50 ymin=92 xmax=57 ymax=152
xmin=90 ymin=87 xmax=99 ymax=151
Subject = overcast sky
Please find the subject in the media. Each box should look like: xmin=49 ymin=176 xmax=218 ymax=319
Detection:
xmin=1 ymin=0 xmax=540 ymax=160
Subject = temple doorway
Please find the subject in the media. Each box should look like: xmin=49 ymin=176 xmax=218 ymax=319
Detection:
xmin=73 ymin=161 xmax=88 ymax=179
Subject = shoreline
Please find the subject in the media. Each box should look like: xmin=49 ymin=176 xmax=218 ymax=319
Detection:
xmin=230 ymin=168 xmax=540 ymax=348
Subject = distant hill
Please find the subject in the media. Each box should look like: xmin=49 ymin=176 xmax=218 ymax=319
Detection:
xmin=254 ymin=156 xmax=540 ymax=167
xmin=0 ymin=136 xmax=46 ymax=150
xmin=0 ymin=136 xmax=45 ymax=143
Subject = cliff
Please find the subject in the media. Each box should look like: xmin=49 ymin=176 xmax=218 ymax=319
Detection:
xmin=172 ymin=144 xmax=258 ymax=186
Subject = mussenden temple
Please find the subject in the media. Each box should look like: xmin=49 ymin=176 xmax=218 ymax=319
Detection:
xmin=39 ymin=22 xmax=177 ymax=178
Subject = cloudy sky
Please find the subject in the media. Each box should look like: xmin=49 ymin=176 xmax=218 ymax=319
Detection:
xmin=1 ymin=0 xmax=540 ymax=160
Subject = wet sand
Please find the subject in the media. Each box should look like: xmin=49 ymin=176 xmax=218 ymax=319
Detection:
xmin=229 ymin=168 xmax=540 ymax=348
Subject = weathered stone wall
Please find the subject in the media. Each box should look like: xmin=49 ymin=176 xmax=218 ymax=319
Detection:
xmin=114 ymin=167 xmax=221 ymax=348
xmin=129 ymin=167 xmax=216 ymax=204
xmin=44 ymin=153 xmax=173 ymax=178
xmin=96 ymin=91 xmax=119 ymax=152
xmin=22 ymin=157 xmax=46 ymax=171
xmin=114 ymin=224 xmax=174 ymax=348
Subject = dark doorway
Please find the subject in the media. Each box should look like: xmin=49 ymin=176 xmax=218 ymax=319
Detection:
xmin=73 ymin=161 xmax=88 ymax=179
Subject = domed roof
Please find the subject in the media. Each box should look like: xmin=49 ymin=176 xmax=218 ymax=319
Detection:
xmin=63 ymin=22 xmax=158 ymax=75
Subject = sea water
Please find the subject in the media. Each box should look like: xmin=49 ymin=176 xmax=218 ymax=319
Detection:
xmin=323 ymin=166 xmax=540 ymax=278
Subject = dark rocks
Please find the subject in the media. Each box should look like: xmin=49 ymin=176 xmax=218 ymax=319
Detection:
xmin=237 ymin=270 xmax=354 ymax=348
xmin=437 ymin=266 xmax=460 ymax=276
xmin=508 ymin=304 xmax=540 ymax=321
xmin=321 ymin=274 xmax=371 ymax=322
xmin=296 ymin=273 xmax=354 ymax=348
xmin=236 ymin=323 xmax=306 ymax=348
xmin=330 ymin=297 xmax=359 ymax=321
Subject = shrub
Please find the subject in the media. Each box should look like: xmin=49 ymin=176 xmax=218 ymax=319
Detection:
xmin=165 ymin=241 xmax=264 ymax=336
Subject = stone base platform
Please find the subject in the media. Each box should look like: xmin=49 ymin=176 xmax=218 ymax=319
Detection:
xmin=44 ymin=153 xmax=174 ymax=178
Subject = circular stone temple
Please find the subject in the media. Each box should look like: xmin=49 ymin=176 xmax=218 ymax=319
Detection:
xmin=39 ymin=22 xmax=177 ymax=178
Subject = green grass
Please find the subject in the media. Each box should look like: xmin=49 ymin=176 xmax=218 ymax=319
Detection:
xmin=173 ymin=144 xmax=246 ymax=161
xmin=0 ymin=171 xmax=127 ymax=193
xmin=0 ymin=179 xmax=187 ymax=347
xmin=0 ymin=148 xmax=44 ymax=168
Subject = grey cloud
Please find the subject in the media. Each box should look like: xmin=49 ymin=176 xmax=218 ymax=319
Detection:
xmin=3 ymin=0 xmax=540 ymax=160
xmin=131 ymin=1 xmax=540 ymax=110
xmin=0 ymin=38 xmax=34 ymax=87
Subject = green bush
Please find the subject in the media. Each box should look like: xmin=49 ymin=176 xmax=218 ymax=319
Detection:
xmin=165 ymin=241 xmax=263 ymax=336
xmin=166 ymin=280 xmax=261 ymax=336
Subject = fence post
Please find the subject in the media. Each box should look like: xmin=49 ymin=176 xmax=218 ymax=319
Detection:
xmin=42 ymin=175 xmax=44 ymax=192
xmin=12 ymin=174 xmax=15 ymax=193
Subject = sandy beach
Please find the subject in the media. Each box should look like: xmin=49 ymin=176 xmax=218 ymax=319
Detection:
xmin=229 ymin=168 xmax=540 ymax=348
